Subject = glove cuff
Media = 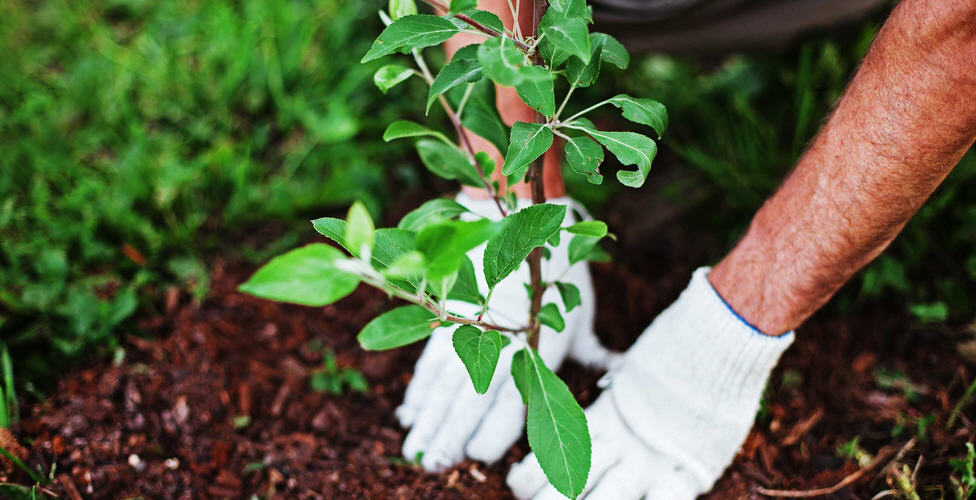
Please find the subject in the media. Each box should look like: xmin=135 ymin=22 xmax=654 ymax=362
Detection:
xmin=609 ymin=267 xmax=794 ymax=486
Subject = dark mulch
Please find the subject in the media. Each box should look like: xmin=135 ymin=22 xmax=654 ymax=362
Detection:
xmin=5 ymin=189 xmax=976 ymax=499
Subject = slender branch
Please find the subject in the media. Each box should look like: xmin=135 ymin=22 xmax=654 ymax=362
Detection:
xmin=363 ymin=276 xmax=525 ymax=333
xmin=412 ymin=48 xmax=508 ymax=217
xmin=525 ymin=0 xmax=548 ymax=351
xmin=421 ymin=0 xmax=532 ymax=52
xmin=560 ymin=98 xmax=613 ymax=126
xmin=456 ymin=83 xmax=475 ymax=121
xmin=553 ymin=83 xmax=577 ymax=122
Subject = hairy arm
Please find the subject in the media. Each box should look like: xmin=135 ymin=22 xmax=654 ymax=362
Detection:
xmin=710 ymin=0 xmax=976 ymax=335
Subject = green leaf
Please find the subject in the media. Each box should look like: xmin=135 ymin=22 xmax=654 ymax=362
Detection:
xmin=478 ymin=36 xmax=525 ymax=87
xmin=510 ymin=348 xmax=591 ymax=499
xmin=313 ymin=219 xmax=418 ymax=279
xmin=448 ymin=255 xmax=485 ymax=305
xmin=449 ymin=0 xmax=477 ymax=13
xmin=484 ymin=203 xmax=566 ymax=288
xmin=427 ymin=58 xmax=483 ymax=113
xmin=383 ymin=251 xmax=426 ymax=280
xmin=565 ymin=220 xmax=606 ymax=237
xmin=502 ymin=122 xmax=553 ymax=182
xmin=475 ymin=151 xmax=495 ymax=177
xmin=554 ymin=282 xmax=581 ymax=312
xmin=416 ymin=139 xmax=483 ymax=187
xmin=608 ymin=95 xmax=668 ymax=138
xmin=374 ymin=65 xmax=415 ymax=93
xmin=384 ymin=120 xmax=451 ymax=144
xmin=515 ymin=66 xmax=556 ymax=117
xmin=566 ymin=41 xmax=602 ymax=88
xmin=452 ymin=79 xmax=509 ymax=155
xmin=563 ymin=134 xmax=604 ymax=183
xmin=345 ymin=201 xmax=375 ymax=258
xmin=362 ymin=15 xmax=461 ymax=63
xmin=542 ymin=18 xmax=590 ymax=64
xmin=397 ymin=198 xmax=470 ymax=231
xmin=537 ymin=303 xmax=565 ymax=332
xmin=466 ymin=10 xmax=505 ymax=33
xmin=239 ymin=244 xmax=359 ymax=307
xmin=567 ymin=121 xmax=657 ymax=188
xmin=568 ymin=235 xmax=610 ymax=265
xmin=453 ymin=326 xmax=505 ymax=393
xmin=358 ymin=305 xmax=446 ymax=350
xmin=591 ymin=33 xmax=629 ymax=69
xmin=389 ymin=0 xmax=418 ymax=20
xmin=416 ymin=219 xmax=500 ymax=281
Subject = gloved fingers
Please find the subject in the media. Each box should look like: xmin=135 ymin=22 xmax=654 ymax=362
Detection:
xmin=568 ymin=327 xmax=622 ymax=370
xmin=395 ymin=331 xmax=453 ymax=427
xmin=582 ymin=458 xmax=650 ymax=500
xmin=400 ymin=365 xmax=465 ymax=465
xmin=465 ymin=379 xmax=525 ymax=463
xmin=419 ymin=379 xmax=499 ymax=471
xmin=506 ymin=452 xmax=548 ymax=500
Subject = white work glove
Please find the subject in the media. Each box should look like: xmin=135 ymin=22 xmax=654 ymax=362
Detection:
xmin=508 ymin=268 xmax=795 ymax=499
xmin=397 ymin=192 xmax=619 ymax=472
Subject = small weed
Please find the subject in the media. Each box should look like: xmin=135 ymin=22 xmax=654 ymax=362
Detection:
xmin=950 ymin=442 xmax=975 ymax=499
xmin=309 ymin=350 xmax=369 ymax=395
xmin=837 ymin=437 xmax=872 ymax=467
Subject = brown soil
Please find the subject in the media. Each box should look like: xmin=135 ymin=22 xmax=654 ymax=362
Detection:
xmin=7 ymin=193 xmax=976 ymax=499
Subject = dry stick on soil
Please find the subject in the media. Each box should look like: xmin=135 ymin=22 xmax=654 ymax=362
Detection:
xmin=756 ymin=438 xmax=916 ymax=498
xmin=525 ymin=0 xmax=548 ymax=350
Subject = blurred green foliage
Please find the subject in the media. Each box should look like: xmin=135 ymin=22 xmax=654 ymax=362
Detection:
xmin=616 ymin=21 xmax=976 ymax=324
xmin=0 ymin=0 xmax=424 ymax=381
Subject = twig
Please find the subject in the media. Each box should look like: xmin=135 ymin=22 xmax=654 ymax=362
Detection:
xmin=524 ymin=0 xmax=548 ymax=350
xmin=756 ymin=439 xmax=915 ymax=498
xmin=947 ymin=375 xmax=976 ymax=429
xmin=421 ymin=0 xmax=532 ymax=52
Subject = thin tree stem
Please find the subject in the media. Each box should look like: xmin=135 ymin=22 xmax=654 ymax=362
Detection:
xmin=421 ymin=0 xmax=532 ymax=52
xmin=561 ymin=98 xmax=612 ymax=126
xmin=525 ymin=0 xmax=548 ymax=351
xmin=553 ymin=83 xmax=576 ymax=122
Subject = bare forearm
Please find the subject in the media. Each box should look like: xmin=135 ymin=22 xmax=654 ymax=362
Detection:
xmin=710 ymin=0 xmax=976 ymax=335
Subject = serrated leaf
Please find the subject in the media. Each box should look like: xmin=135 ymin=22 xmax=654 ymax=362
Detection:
xmin=537 ymin=302 xmax=565 ymax=332
xmin=389 ymin=0 xmax=417 ymax=20
xmin=416 ymin=139 xmax=483 ymax=187
xmin=427 ymin=58 xmax=483 ymax=113
xmin=239 ymin=244 xmax=359 ymax=307
xmin=566 ymin=41 xmax=601 ymax=88
xmin=358 ymin=305 xmax=447 ymax=350
xmin=384 ymin=120 xmax=451 ymax=144
xmin=451 ymin=79 xmax=509 ymax=155
xmin=478 ymin=36 xmax=525 ymax=87
xmin=374 ymin=65 xmax=415 ymax=93
xmin=416 ymin=219 xmax=500 ymax=281
xmin=313 ymin=219 xmax=417 ymax=285
xmin=591 ymin=33 xmax=629 ymax=69
xmin=554 ymin=282 xmax=581 ymax=312
xmin=483 ymin=203 xmax=566 ymax=288
xmin=398 ymin=198 xmax=470 ymax=231
xmin=502 ymin=122 xmax=553 ymax=182
xmin=568 ymin=234 xmax=611 ymax=265
xmin=565 ymin=220 xmax=606 ymax=237
xmin=563 ymin=133 xmax=604 ymax=183
xmin=608 ymin=95 xmax=668 ymax=138
xmin=383 ymin=251 xmax=426 ymax=280
xmin=448 ymin=255 xmax=485 ymax=305
xmin=515 ymin=66 xmax=556 ymax=117
xmin=466 ymin=10 xmax=505 ymax=33
xmin=345 ymin=201 xmax=375 ymax=258
xmin=453 ymin=326 xmax=504 ymax=393
xmin=449 ymin=0 xmax=477 ymax=13
xmin=543 ymin=18 xmax=590 ymax=64
xmin=566 ymin=121 xmax=657 ymax=188
xmin=510 ymin=348 xmax=591 ymax=499
xmin=362 ymin=15 xmax=461 ymax=63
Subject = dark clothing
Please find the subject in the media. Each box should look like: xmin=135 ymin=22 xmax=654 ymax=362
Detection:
xmin=591 ymin=0 xmax=889 ymax=53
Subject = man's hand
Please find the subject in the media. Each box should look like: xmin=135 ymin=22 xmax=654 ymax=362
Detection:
xmin=508 ymin=269 xmax=793 ymax=499
xmin=397 ymin=193 xmax=619 ymax=471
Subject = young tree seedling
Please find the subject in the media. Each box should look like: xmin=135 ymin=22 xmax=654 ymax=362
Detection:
xmin=240 ymin=0 xmax=666 ymax=496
